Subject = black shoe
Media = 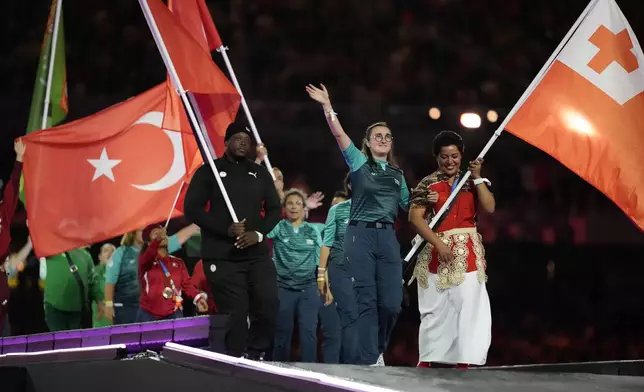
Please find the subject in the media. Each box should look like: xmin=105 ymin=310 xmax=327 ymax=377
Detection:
xmin=246 ymin=350 xmax=265 ymax=361
xmin=227 ymin=350 xmax=245 ymax=358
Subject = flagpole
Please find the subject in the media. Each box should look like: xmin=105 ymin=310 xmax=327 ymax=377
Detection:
xmin=163 ymin=92 xmax=221 ymax=228
xmin=138 ymin=0 xmax=239 ymax=223
xmin=187 ymin=92 xmax=218 ymax=157
xmin=404 ymin=0 xmax=600 ymax=262
xmin=164 ymin=181 xmax=184 ymax=228
xmin=160 ymin=90 xmax=223 ymax=227
xmin=216 ymin=45 xmax=276 ymax=180
xmin=41 ymin=0 xmax=63 ymax=130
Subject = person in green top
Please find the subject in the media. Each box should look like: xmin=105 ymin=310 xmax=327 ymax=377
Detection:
xmin=318 ymin=173 xmax=357 ymax=364
xmin=307 ymin=84 xmax=410 ymax=366
xmin=268 ymin=189 xmax=324 ymax=362
xmin=92 ymin=243 xmax=116 ymax=328
xmin=43 ymin=247 xmax=104 ymax=332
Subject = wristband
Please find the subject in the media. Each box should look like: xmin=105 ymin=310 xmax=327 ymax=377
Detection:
xmin=473 ymin=178 xmax=491 ymax=187
xmin=324 ymin=108 xmax=338 ymax=121
xmin=255 ymin=231 xmax=264 ymax=243
xmin=105 ymin=301 xmax=114 ymax=308
xmin=193 ymin=292 xmax=208 ymax=305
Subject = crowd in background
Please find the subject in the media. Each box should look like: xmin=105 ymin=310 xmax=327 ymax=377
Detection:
xmin=2 ymin=0 xmax=644 ymax=366
xmin=4 ymin=0 xmax=644 ymax=125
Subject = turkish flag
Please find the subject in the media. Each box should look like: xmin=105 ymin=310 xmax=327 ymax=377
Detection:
xmin=506 ymin=0 xmax=644 ymax=231
xmin=147 ymin=0 xmax=240 ymax=157
xmin=23 ymin=83 xmax=201 ymax=257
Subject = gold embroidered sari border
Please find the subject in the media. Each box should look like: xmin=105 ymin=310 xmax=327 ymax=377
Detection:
xmin=410 ymin=227 xmax=487 ymax=290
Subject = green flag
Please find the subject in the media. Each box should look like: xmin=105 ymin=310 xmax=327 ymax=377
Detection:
xmin=21 ymin=0 xmax=68 ymax=202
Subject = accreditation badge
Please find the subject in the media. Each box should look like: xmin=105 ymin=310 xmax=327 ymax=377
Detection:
xmin=162 ymin=287 xmax=173 ymax=299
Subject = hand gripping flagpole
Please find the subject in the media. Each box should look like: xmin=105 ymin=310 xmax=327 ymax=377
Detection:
xmin=41 ymin=0 xmax=63 ymax=129
xmin=216 ymin=45 xmax=276 ymax=180
xmin=404 ymin=0 xmax=600 ymax=262
xmin=138 ymin=0 xmax=239 ymax=223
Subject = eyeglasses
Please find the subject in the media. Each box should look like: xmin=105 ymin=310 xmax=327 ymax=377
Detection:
xmin=372 ymin=134 xmax=393 ymax=143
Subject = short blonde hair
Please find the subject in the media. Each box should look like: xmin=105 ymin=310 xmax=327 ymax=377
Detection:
xmin=282 ymin=188 xmax=306 ymax=207
xmin=101 ymin=243 xmax=116 ymax=253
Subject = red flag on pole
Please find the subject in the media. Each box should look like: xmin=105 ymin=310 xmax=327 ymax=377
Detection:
xmin=22 ymin=84 xmax=201 ymax=257
xmin=167 ymin=0 xmax=223 ymax=50
xmin=148 ymin=0 xmax=240 ymax=156
xmin=167 ymin=0 xmax=277 ymax=177
xmin=506 ymin=0 xmax=644 ymax=231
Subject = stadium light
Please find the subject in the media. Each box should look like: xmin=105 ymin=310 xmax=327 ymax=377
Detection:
xmin=428 ymin=107 xmax=441 ymax=120
xmin=487 ymin=110 xmax=498 ymax=123
xmin=460 ymin=113 xmax=481 ymax=129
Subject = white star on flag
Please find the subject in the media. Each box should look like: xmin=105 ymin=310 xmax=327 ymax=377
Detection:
xmin=88 ymin=147 xmax=121 ymax=182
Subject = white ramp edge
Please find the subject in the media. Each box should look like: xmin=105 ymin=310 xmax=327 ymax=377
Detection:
xmin=164 ymin=342 xmax=402 ymax=392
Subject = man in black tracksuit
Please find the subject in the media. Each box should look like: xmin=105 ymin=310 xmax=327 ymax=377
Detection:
xmin=184 ymin=124 xmax=281 ymax=359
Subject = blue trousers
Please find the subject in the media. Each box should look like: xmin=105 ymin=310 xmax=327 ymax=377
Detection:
xmin=328 ymin=260 xmax=359 ymax=364
xmin=318 ymin=295 xmax=341 ymax=363
xmin=273 ymin=284 xmax=320 ymax=362
xmin=344 ymin=223 xmax=403 ymax=365
xmin=1 ymin=313 xmax=10 ymax=337
xmin=114 ymin=303 xmax=139 ymax=325
xmin=136 ymin=308 xmax=183 ymax=322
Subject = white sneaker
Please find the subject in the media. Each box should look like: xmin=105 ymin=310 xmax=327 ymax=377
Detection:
xmin=370 ymin=354 xmax=385 ymax=367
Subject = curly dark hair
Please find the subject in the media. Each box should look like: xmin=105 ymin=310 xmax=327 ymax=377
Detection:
xmin=432 ymin=130 xmax=464 ymax=157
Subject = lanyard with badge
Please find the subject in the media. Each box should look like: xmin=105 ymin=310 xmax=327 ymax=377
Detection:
xmin=158 ymin=260 xmax=183 ymax=311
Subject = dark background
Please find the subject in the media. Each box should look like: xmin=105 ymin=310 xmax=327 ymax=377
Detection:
xmin=2 ymin=0 xmax=644 ymax=366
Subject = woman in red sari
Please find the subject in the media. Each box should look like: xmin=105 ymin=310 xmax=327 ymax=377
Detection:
xmin=408 ymin=131 xmax=495 ymax=369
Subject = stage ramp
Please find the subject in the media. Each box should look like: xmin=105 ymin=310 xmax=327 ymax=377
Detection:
xmin=2 ymin=342 xmax=644 ymax=392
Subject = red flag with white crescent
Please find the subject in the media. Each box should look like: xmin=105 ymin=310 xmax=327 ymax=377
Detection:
xmin=22 ymin=84 xmax=199 ymax=257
